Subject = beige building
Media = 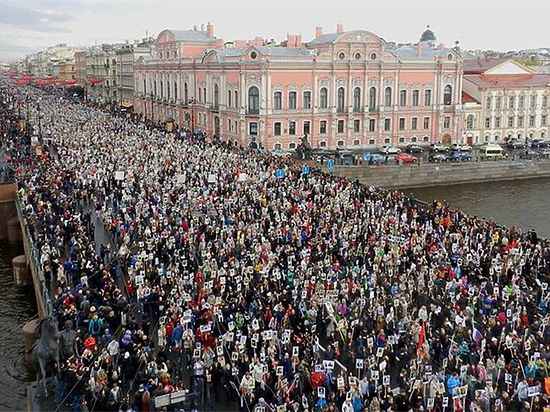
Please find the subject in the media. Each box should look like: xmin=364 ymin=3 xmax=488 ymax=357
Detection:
xmin=462 ymin=58 xmax=550 ymax=145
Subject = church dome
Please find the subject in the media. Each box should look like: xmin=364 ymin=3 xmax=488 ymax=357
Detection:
xmin=420 ymin=26 xmax=436 ymax=43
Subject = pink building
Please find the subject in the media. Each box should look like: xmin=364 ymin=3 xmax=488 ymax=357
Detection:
xmin=135 ymin=25 xmax=463 ymax=149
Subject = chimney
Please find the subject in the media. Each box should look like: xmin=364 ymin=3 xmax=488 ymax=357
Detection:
xmin=315 ymin=26 xmax=323 ymax=39
xmin=207 ymin=22 xmax=214 ymax=38
xmin=336 ymin=23 xmax=344 ymax=34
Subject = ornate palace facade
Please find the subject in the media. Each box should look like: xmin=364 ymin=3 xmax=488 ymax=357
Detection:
xmin=134 ymin=25 xmax=464 ymax=149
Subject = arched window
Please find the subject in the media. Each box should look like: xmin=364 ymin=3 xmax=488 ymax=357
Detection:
xmin=174 ymin=81 xmax=177 ymax=101
xmin=337 ymin=87 xmax=345 ymax=113
xmin=399 ymin=90 xmax=407 ymax=106
xmin=143 ymin=79 xmax=146 ymax=94
xmin=320 ymin=87 xmax=328 ymax=109
xmin=466 ymin=114 xmax=475 ymax=130
xmin=273 ymin=91 xmax=282 ymax=110
xmin=353 ymin=87 xmax=361 ymax=112
xmin=214 ymin=84 xmax=219 ymax=108
xmin=234 ymin=91 xmax=238 ymax=108
xmin=369 ymin=87 xmax=377 ymax=110
xmin=167 ymin=79 xmax=170 ymax=100
xmin=248 ymin=86 xmax=259 ymax=114
xmin=154 ymin=80 xmax=157 ymax=96
xmin=384 ymin=87 xmax=392 ymax=107
xmin=160 ymin=80 xmax=163 ymax=98
xmin=228 ymin=90 xmax=232 ymax=107
xmin=444 ymin=85 xmax=452 ymax=105
xmin=184 ymin=83 xmax=188 ymax=103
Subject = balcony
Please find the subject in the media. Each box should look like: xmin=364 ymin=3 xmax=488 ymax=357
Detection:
xmin=209 ymin=104 xmax=219 ymax=113
xmin=247 ymin=108 xmax=260 ymax=116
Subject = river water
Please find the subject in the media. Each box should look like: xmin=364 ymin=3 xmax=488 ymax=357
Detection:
xmin=0 ymin=242 xmax=37 ymax=411
xmin=407 ymin=177 xmax=550 ymax=238
xmin=1 ymin=178 xmax=549 ymax=410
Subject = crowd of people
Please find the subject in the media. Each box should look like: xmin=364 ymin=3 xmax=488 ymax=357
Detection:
xmin=1 ymin=79 xmax=550 ymax=412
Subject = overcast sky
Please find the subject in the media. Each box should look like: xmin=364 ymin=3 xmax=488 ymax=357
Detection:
xmin=1 ymin=0 xmax=549 ymax=62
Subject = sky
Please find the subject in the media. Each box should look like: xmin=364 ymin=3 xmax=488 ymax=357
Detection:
xmin=1 ymin=0 xmax=549 ymax=62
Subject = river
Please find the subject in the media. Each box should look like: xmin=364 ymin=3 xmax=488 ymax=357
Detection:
xmin=0 ymin=242 xmax=36 ymax=411
xmin=407 ymin=177 xmax=550 ymax=238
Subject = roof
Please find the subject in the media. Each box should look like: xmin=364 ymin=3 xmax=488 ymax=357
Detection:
xmin=463 ymin=57 xmax=509 ymax=74
xmin=464 ymin=73 xmax=550 ymax=89
xmin=462 ymin=91 xmax=479 ymax=104
xmin=391 ymin=44 xmax=454 ymax=61
xmin=169 ymin=30 xmax=216 ymax=43
xmin=420 ymin=27 xmax=436 ymax=43
xmin=256 ymin=46 xmax=315 ymax=58
xmin=307 ymin=33 xmax=340 ymax=46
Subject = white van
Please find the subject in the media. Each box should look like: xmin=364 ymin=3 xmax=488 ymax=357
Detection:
xmin=480 ymin=144 xmax=506 ymax=160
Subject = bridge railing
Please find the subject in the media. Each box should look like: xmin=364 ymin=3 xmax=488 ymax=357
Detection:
xmin=15 ymin=194 xmax=53 ymax=318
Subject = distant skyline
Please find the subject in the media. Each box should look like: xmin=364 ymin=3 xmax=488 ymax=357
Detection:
xmin=1 ymin=0 xmax=549 ymax=62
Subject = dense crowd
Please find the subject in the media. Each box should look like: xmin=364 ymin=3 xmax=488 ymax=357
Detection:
xmin=1 ymin=80 xmax=550 ymax=412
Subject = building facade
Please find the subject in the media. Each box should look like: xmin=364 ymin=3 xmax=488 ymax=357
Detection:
xmin=462 ymin=59 xmax=550 ymax=145
xmin=86 ymin=44 xmax=121 ymax=103
xmin=115 ymin=41 xmax=152 ymax=109
xmin=135 ymin=25 xmax=464 ymax=149
xmin=74 ymin=51 xmax=88 ymax=85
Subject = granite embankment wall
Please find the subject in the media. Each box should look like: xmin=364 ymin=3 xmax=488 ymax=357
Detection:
xmin=332 ymin=160 xmax=550 ymax=189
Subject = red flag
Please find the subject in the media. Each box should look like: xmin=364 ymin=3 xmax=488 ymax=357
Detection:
xmin=417 ymin=322 xmax=426 ymax=351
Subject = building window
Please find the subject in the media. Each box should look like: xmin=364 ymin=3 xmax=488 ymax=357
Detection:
xmin=303 ymin=91 xmax=312 ymax=109
xmin=249 ymin=122 xmax=258 ymax=135
xmin=228 ymin=119 xmax=232 ymax=132
xmin=485 ymin=117 xmax=491 ymax=128
xmin=465 ymin=115 xmax=474 ymax=130
xmin=353 ymin=87 xmax=361 ymax=112
xmin=399 ymin=137 xmax=405 ymax=144
xmin=274 ymin=91 xmax=282 ymax=110
xmin=370 ymin=53 xmax=377 ymax=60
xmin=529 ymin=115 xmax=535 ymax=127
xmin=543 ymin=96 xmax=548 ymax=108
xmin=412 ymin=117 xmax=418 ymax=130
xmin=303 ymin=121 xmax=311 ymax=136
xmin=320 ymin=120 xmax=327 ymax=134
xmin=443 ymin=85 xmax=452 ymax=105
xmin=508 ymin=116 xmax=514 ymax=128
xmin=289 ymin=91 xmax=297 ymax=110
xmin=509 ymin=96 xmax=515 ymax=109
xmin=369 ymin=119 xmax=376 ymax=132
xmin=424 ymin=117 xmax=430 ymax=129
xmin=289 ymin=142 xmax=296 ymax=149
xmin=337 ymin=140 xmax=345 ymax=147
xmin=399 ymin=117 xmax=406 ymax=130
xmin=412 ymin=90 xmax=419 ymax=106
xmin=384 ymin=118 xmax=391 ymax=131
xmin=424 ymin=90 xmax=432 ymax=106
xmin=411 ymin=136 xmax=417 ymax=143
xmin=369 ymin=87 xmax=377 ymax=110
xmin=354 ymin=119 xmax=360 ymax=133
xmin=354 ymin=139 xmax=360 ymax=145
xmin=320 ymin=141 xmax=327 ymax=148
xmin=274 ymin=122 xmax=282 ymax=136
xmin=289 ymin=121 xmax=296 ymax=135
xmin=486 ymin=96 xmax=492 ymax=110
xmin=248 ymin=86 xmax=259 ymax=114
xmin=160 ymin=80 xmax=163 ymax=98
xmin=337 ymin=87 xmax=345 ymax=113
xmin=369 ymin=138 xmax=375 ymax=144
xmin=235 ymin=91 xmax=239 ymax=108
xmin=203 ymin=88 xmax=207 ymax=103
xmin=143 ymin=79 xmax=146 ymax=94
xmin=320 ymin=87 xmax=328 ymax=109
xmin=337 ymin=120 xmax=345 ymax=133
xmin=213 ymin=84 xmax=219 ymax=108
xmin=542 ymin=115 xmax=547 ymax=127
xmin=228 ymin=90 xmax=232 ymax=107
xmin=384 ymin=87 xmax=392 ymax=106
xmin=496 ymin=96 xmax=501 ymax=110
xmin=495 ymin=116 xmax=501 ymax=128
xmin=338 ymin=52 xmax=345 ymax=60
xmin=399 ymin=90 xmax=407 ymax=106
xmin=530 ymin=95 xmax=536 ymax=108
xmin=443 ymin=116 xmax=450 ymax=129
xmin=385 ymin=138 xmax=391 ymax=144
xmin=518 ymin=116 xmax=524 ymax=127
xmin=519 ymin=95 xmax=524 ymax=109
xmin=274 ymin=143 xmax=282 ymax=150
xmin=184 ymin=83 xmax=188 ymax=103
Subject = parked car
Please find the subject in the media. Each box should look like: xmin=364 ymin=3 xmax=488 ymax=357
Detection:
xmin=451 ymin=143 xmax=472 ymax=152
xmin=405 ymin=144 xmax=423 ymax=154
xmin=396 ymin=152 xmax=418 ymax=164
xmin=530 ymin=139 xmax=548 ymax=149
xmin=506 ymin=139 xmax=525 ymax=149
xmin=450 ymin=150 xmax=472 ymax=162
xmin=430 ymin=143 xmax=449 ymax=153
xmin=363 ymin=152 xmax=386 ymax=164
xmin=429 ymin=153 xmax=449 ymax=162
xmin=381 ymin=145 xmax=401 ymax=155
xmin=480 ymin=144 xmax=506 ymax=160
